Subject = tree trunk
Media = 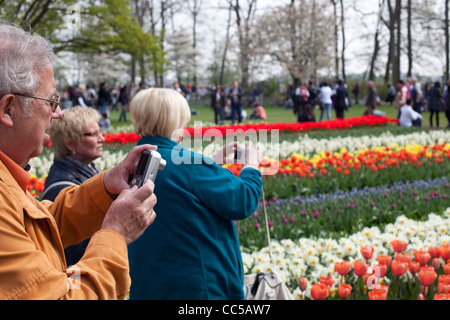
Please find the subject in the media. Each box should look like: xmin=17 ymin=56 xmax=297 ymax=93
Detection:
xmin=384 ymin=0 xmax=392 ymax=83
xmin=219 ymin=3 xmax=233 ymax=86
xmin=339 ymin=0 xmax=346 ymax=82
xmin=233 ymin=0 xmax=257 ymax=91
xmin=369 ymin=0 xmax=384 ymax=81
xmin=289 ymin=0 xmax=299 ymax=87
xmin=392 ymin=0 xmax=401 ymax=84
xmin=331 ymin=0 xmax=339 ymax=80
xmin=445 ymin=0 xmax=449 ymax=80
xmin=407 ymin=0 xmax=412 ymax=77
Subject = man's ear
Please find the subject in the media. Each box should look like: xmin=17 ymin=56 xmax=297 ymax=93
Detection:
xmin=0 ymin=94 xmax=16 ymax=128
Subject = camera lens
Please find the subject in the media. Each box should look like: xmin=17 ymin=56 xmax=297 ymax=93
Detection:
xmin=159 ymin=158 xmax=166 ymax=170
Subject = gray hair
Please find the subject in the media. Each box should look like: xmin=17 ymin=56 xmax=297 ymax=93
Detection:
xmin=0 ymin=21 xmax=55 ymax=113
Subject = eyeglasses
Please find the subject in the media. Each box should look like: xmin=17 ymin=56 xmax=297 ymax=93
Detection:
xmin=13 ymin=93 xmax=60 ymax=113
xmin=83 ymin=130 xmax=104 ymax=138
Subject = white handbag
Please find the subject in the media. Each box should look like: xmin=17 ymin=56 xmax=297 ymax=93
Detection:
xmin=243 ymin=187 xmax=294 ymax=300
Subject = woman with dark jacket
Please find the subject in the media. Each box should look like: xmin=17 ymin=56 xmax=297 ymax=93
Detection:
xmin=42 ymin=106 xmax=105 ymax=266
xmin=425 ymin=81 xmax=444 ymax=128
xmin=334 ymin=79 xmax=351 ymax=119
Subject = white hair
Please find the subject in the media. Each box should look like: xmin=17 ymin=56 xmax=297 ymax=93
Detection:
xmin=0 ymin=21 xmax=55 ymax=114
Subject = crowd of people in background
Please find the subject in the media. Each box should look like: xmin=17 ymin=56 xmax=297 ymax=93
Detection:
xmin=59 ymin=75 xmax=450 ymax=131
xmin=285 ymin=76 xmax=450 ymax=128
xmin=287 ymin=79 xmax=353 ymax=123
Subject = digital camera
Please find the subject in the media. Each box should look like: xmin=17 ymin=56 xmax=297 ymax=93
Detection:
xmin=234 ymin=146 xmax=245 ymax=164
xmin=130 ymin=149 xmax=166 ymax=187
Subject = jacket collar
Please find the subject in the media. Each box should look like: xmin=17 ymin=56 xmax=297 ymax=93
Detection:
xmin=0 ymin=151 xmax=30 ymax=193
xmin=138 ymin=136 xmax=179 ymax=150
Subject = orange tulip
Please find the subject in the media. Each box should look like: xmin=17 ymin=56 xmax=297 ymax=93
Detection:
xmin=439 ymin=274 xmax=450 ymax=285
xmin=395 ymin=253 xmax=413 ymax=264
xmin=310 ymin=283 xmax=329 ymax=300
xmin=338 ymin=283 xmax=352 ymax=300
xmin=377 ymin=255 xmax=392 ymax=266
xmin=373 ymin=263 xmax=388 ymax=278
xmin=353 ymin=261 xmax=368 ymax=277
xmin=432 ymin=258 xmax=441 ymax=271
xmin=437 ymin=282 xmax=450 ymax=294
xmin=335 ymin=261 xmax=351 ymax=276
xmin=363 ymin=270 xmax=375 ymax=287
xmin=443 ymin=263 xmax=450 ymax=275
xmin=417 ymin=293 xmax=425 ymax=300
xmin=428 ymin=246 xmax=441 ymax=259
xmin=440 ymin=245 xmax=450 ymax=261
xmin=368 ymin=287 xmax=388 ymax=300
xmin=391 ymin=260 xmax=408 ymax=277
xmin=360 ymin=246 xmax=374 ymax=260
xmin=320 ymin=276 xmax=334 ymax=288
xmin=391 ymin=240 xmax=407 ymax=253
xmin=413 ymin=249 xmax=431 ymax=266
xmin=409 ymin=261 xmax=420 ymax=275
xmin=418 ymin=266 xmax=437 ymax=287
xmin=298 ymin=277 xmax=308 ymax=291
xmin=434 ymin=293 xmax=450 ymax=300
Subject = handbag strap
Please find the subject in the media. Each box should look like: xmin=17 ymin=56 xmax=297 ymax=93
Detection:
xmin=261 ymin=186 xmax=274 ymax=269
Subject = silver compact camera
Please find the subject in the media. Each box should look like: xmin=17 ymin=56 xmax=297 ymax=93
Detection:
xmin=130 ymin=149 xmax=166 ymax=187
xmin=234 ymin=146 xmax=245 ymax=164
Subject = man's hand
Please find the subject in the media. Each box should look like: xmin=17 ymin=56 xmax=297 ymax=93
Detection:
xmin=103 ymin=144 xmax=157 ymax=196
xmin=101 ymin=180 xmax=157 ymax=245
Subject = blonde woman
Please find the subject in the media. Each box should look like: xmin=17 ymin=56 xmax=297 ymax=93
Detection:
xmin=42 ymin=106 xmax=105 ymax=265
xmin=128 ymin=88 xmax=262 ymax=300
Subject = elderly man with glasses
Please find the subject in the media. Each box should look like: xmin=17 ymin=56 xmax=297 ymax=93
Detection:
xmin=0 ymin=22 xmax=157 ymax=300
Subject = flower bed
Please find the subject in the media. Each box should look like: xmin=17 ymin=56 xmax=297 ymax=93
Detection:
xmin=238 ymin=177 xmax=450 ymax=249
xmin=242 ymin=208 xmax=450 ymax=300
xmin=29 ymin=118 xmax=450 ymax=300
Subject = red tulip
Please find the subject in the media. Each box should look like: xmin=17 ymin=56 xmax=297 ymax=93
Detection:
xmin=338 ymin=283 xmax=352 ymax=300
xmin=376 ymin=255 xmax=392 ymax=266
xmin=368 ymin=287 xmax=388 ymax=300
xmin=391 ymin=240 xmax=407 ymax=253
xmin=373 ymin=263 xmax=388 ymax=278
xmin=353 ymin=261 xmax=368 ymax=277
xmin=395 ymin=253 xmax=413 ymax=264
xmin=334 ymin=261 xmax=351 ymax=276
xmin=432 ymin=258 xmax=441 ymax=271
xmin=413 ymin=249 xmax=431 ymax=266
xmin=434 ymin=294 xmax=450 ymax=300
xmin=391 ymin=260 xmax=408 ymax=277
xmin=443 ymin=262 xmax=450 ymax=275
xmin=362 ymin=270 xmax=375 ymax=286
xmin=437 ymin=282 xmax=450 ymax=294
xmin=428 ymin=246 xmax=441 ymax=259
xmin=440 ymin=245 xmax=450 ymax=261
xmin=360 ymin=246 xmax=374 ymax=260
xmin=310 ymin=283 xmax=329 ymax=300
xmin=439 ymin=275 xmax=450 ymax=285
xmin=319 ymin=276 xmax=334 ymax=288
xmin=409 ymin=261 xmax=420 ymax=275
xmin=418 ymin=266 xmax=437 ymax=287
xmin=298 ymin=277 xmax=308 ymax=291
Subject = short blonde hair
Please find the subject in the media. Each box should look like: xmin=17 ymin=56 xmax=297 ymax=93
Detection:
xmin=50 ymin=106 xmax=100 ymax=160
xmin=130 ymin=88 xmax=191 ymax=139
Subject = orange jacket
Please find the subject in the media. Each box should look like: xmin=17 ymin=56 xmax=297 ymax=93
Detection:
xmin=0 ymin=155 xmax=130 ymax=299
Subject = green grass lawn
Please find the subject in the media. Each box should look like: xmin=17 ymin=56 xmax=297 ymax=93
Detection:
xmin=107 ymin=101 xmax=449 ymax=129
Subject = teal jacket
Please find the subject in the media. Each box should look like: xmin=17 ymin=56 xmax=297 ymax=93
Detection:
xmin=128 ymin=136 xmax=262 ymax=300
